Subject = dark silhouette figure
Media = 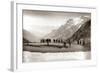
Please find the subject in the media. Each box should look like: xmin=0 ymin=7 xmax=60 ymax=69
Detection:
xmin=82 ymin=40 xmax=85 ymax=45
xmin=53 ymin=39 xmax=56 ymax=43
xmin=77 ymin=40 xmax=79 ymax=44
xmin=40 ymin=39 xmax=45 ymax=43
xmin=46 ymin=39 xmax=51 ymax=46
xmin=63 ymin=41 xmax=66 ymax=47
xmin=58 ymin=39 xmax=60 ymax=43
xmin=61 ymin=39 xmax=63 ymax=43
xmin=68 ymin=39 xmax=71 ymax=47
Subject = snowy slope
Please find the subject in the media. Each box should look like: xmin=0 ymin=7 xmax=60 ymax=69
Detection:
xmin=45 ymin=16 xmax=90 ymax=40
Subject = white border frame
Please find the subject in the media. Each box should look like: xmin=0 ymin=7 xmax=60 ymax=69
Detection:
xmin=11 ymin=1 xmax=97 ymax=72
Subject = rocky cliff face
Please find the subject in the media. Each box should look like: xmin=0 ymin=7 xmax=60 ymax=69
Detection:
xmin=69 ymin=19 xmax=91 ymax=41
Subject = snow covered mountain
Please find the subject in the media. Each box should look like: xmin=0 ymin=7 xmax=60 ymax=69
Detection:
xmin=44 ymin=16 xmax=90 ymax=40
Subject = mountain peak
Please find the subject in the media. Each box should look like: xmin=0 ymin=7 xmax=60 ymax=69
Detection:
xmin=44 ymin=16 xmax=90 ymax=40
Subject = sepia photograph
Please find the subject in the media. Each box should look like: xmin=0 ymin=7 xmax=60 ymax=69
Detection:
xmin=22 ymin=10 xmax=91 ymax=62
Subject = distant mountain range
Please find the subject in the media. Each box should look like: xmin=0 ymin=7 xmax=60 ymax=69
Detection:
xmin=44 ymin=16 xmax=90 ymax=40
xmin=23 ymin=30 xmax=40 ymax=42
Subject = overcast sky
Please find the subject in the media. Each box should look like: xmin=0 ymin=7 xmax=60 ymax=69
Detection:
xmin=23 ymin=10 xmax=91 ymax=38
